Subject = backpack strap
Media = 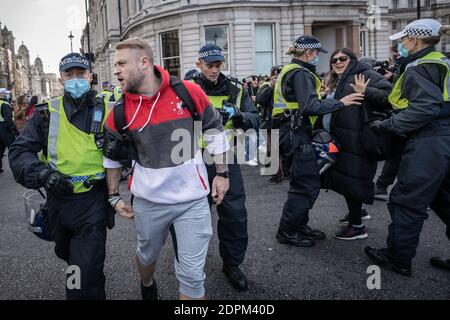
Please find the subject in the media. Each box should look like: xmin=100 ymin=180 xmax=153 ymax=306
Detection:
xmin=114 ymin=77 xmax=200 ymax=135
xmin=170 ymin=76 xmax=200 ymax=121
xmin=113 ymin=96 xmax=128 ymax=137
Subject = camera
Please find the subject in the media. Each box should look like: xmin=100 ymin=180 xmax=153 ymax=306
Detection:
xmin=374 ymin=60 xmax=395 ymax=76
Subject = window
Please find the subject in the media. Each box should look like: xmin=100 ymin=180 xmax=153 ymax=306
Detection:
xmin=160 ymin=30 xmax=180 ymax=78
xmin=392 ymin=21 xmax=397 ymax=30
xmin=425 ymin=0 xmax=431 ymax=6
xmin=137 ymin=0 xmax=144 ymax=11
xmin=408 ymin=0 xmax=414 ymax=8
xmin=392 ymin=0 xmax=399 ymax=9
xmin=255 ymin=25 xmax=274 ymax=77
xmin=204 ymin=25 xmax=229 ymax=72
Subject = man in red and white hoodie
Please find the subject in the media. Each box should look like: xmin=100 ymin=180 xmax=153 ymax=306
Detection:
xmin=103 ymin=38 xmax=230 ymax=300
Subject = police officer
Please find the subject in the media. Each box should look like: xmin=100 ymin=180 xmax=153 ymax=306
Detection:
xmin=97 ymin=81 xmax=113 ymax=104
xmin=9 ymin=53 xmax=115 ymax=299
xmin=272 ymin=35 xmax=364 ymax=247
xmin=366 ymin=19 xmax=450 ymax=275
xmin=186 ymin=44 xmax=260 ymax=291
xmin=0 ymin=88 xmax=19 ymax=173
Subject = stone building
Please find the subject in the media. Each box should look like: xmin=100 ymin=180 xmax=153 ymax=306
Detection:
xmin=83 ymin=0 xmax=394 ymax=85
xmin=386 ymin=0 xmax=450 ymax=53
xmin=0 ymin=22 xmax=63 ymax=99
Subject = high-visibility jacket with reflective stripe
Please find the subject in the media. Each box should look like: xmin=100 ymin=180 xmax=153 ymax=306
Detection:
xmin=113 ymin=86 xmax=123 ymax=102
xmin=40 ymin=97 xmax=111 ymax=193
xmin=389 ymin=51 xmax=450 ymax=110
xmin=272 ymin=64 xmax=320 ymax=125
xmin=97 ymin=90 xmax=113 ymax=104
xmin=192 ymin=79 xmax=244 ymax=147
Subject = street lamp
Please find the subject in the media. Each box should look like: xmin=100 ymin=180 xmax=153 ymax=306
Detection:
xmin=417 ymin=0 xmax=421 ymax=19
xmin=68 ymin=31 xmax=74 ymax=53
xmin=213 ymin=32 xmax=218 ymax=45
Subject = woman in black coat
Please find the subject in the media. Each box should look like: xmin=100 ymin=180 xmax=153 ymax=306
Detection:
xmin=321 ymin=48 xmax=393 ymax=240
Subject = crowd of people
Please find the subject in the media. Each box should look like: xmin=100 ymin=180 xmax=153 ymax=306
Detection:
xmin=2 ymin=18 xmax=449 ymax=300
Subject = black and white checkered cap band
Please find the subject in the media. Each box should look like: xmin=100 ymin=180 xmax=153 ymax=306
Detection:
xmin=405 ymin=27 xmax=433 ymax=37
xmin=293 ymin=42 xmax=323 ymax=50
xmin=199 ymin=49 xmax=224 ymax=59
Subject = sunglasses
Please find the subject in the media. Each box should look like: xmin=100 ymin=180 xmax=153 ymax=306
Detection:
xmin=331 ymin=56 xmax=350 ymax=64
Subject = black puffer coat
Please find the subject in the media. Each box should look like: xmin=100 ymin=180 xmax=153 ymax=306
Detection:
xmin=325 ymin=60 xmax=393 ymax=203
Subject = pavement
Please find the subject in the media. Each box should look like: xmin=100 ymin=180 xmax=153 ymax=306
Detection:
xmin=0 ymin=160 xmax=449 ymax=300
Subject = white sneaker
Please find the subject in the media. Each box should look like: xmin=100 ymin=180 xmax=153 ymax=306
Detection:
xmin=246 ymin=159 xmax=258 ymax=167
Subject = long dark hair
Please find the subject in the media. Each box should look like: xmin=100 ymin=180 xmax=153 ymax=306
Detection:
xmin=324 ymin=48 xmax=358 ymax=90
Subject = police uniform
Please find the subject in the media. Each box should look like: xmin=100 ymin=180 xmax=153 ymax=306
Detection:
xmin=189 ymin=44 xmax=260 ymax=291
xmin=0 ymin=95 xmax=18 ymax=172
xmin=8 ymin=53 xmax=115 ymax=299
xmin=366 ymin=20 xmax=450 ymax=275
xmin=273 ymin=36 xmax=345 ymax=247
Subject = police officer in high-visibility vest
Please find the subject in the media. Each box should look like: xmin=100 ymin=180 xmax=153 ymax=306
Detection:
xmin=272 ymin=35 xmax=364 ymax=247
xmin=112 ymin=85 xmax=123 ymax=102
xmin=366 ymin=19 xmax=450 ymax=275
xmin=0 ymin=88 xmax=19 ymax=173
xmin=186 ymin=44 xmax=260 ymax=291
xmin=97 ymin=81 xmax=113 ymax=104
xmin=9 ymin=53 xmax=115 ymax=299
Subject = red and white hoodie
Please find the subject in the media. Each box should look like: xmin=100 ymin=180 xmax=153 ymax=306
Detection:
xmin=104 ymin=66 xmax=229 ymax=204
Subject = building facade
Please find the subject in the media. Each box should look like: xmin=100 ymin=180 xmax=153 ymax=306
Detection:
xmin=386 ymin=0 xmax=450 ymax=53
xmin=84 ymin=0 xmax=395 ymax=86
xmin=0 ymin=23 xmax=63 ymax=99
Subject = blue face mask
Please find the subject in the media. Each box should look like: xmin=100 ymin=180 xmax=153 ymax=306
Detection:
xmin=64 ymin=78 xmax=90 ymax=99
xmin=397 ymin=43 xmax=410 ymax=58
xmin=310 ymin=56 xmax=320 ymax=66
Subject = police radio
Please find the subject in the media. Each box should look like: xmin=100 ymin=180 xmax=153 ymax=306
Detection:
xmin=91 ymin=98 xmax=105 ymax=149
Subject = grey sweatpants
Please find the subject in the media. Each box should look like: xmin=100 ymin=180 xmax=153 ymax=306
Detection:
xmin=133 ymin=196 xmax=212 ymax=298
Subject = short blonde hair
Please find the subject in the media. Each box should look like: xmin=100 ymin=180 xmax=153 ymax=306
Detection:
xmin=116 ymin=37 xmax=154 ymax=64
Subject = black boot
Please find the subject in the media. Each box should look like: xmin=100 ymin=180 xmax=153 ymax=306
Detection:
xmin=364 ymin=246 xmax=412 ymax=276
xmin=430 ymin=257 xmax=450 ymax=271
xmin=276 ymin=229 xmax=315 ymax=247
xmin=223 ymin=265 xmax=249 ymax=291
xmin=140 ymin=279 xmax=158 ymax=300
xmin=297 ymin=225 xmax=326 ymax=240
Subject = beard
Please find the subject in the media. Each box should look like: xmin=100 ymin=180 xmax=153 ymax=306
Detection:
xmin=123 ymin=70 xmax=146 ymax=94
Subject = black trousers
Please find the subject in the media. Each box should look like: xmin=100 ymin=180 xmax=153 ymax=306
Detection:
xmin=0 ymin=126 xmax=15 ymax=170
xmin=279 ymin=131 xmax=321 ymax=231
xmin=387 ymin=128 xmax=450 ymax=266
xmin=344 ymin=196 xmax=363 ymax=226
xmin=207 ymin=162 xmax=248 ymax=267
xmin=49 ymin=184 xmax=111 ymax=300
xmin=376 ymin=156 xmax=401 ymax=189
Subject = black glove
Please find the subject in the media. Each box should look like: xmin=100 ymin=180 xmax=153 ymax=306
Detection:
xmin=39 ymin=168 xmax=74 ymax=197
xmin=369 ymin=120 xmax=390 ymax=135
xmin=104 ymin=138 xmax=130 ymax=162
xmin=218 ymin=110 xmax=230 ymax=126
xmin=231 ymin=112 xmax=247 ymax=129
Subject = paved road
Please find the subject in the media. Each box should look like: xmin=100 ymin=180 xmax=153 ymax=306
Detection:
xmin=0 ymin=160 xmax=449 ymax=300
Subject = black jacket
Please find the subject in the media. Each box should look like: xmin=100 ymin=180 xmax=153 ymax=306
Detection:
xmin=325 ymin=59 xmax=393 ymax=203
xmin=255 ymin=84 xmax=274 ymax=129
xmin=384 ymin=46 xmax=449 ymax=136
xmin=0 ymin=100 xmax=18 ymax=135
xmin=281 ymin=59 xmax=345 ymax=130
xmin=8 ymin=91 xmax=99 ymax=190
xmin=194 ymin=73 xmax=260 ymax=131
